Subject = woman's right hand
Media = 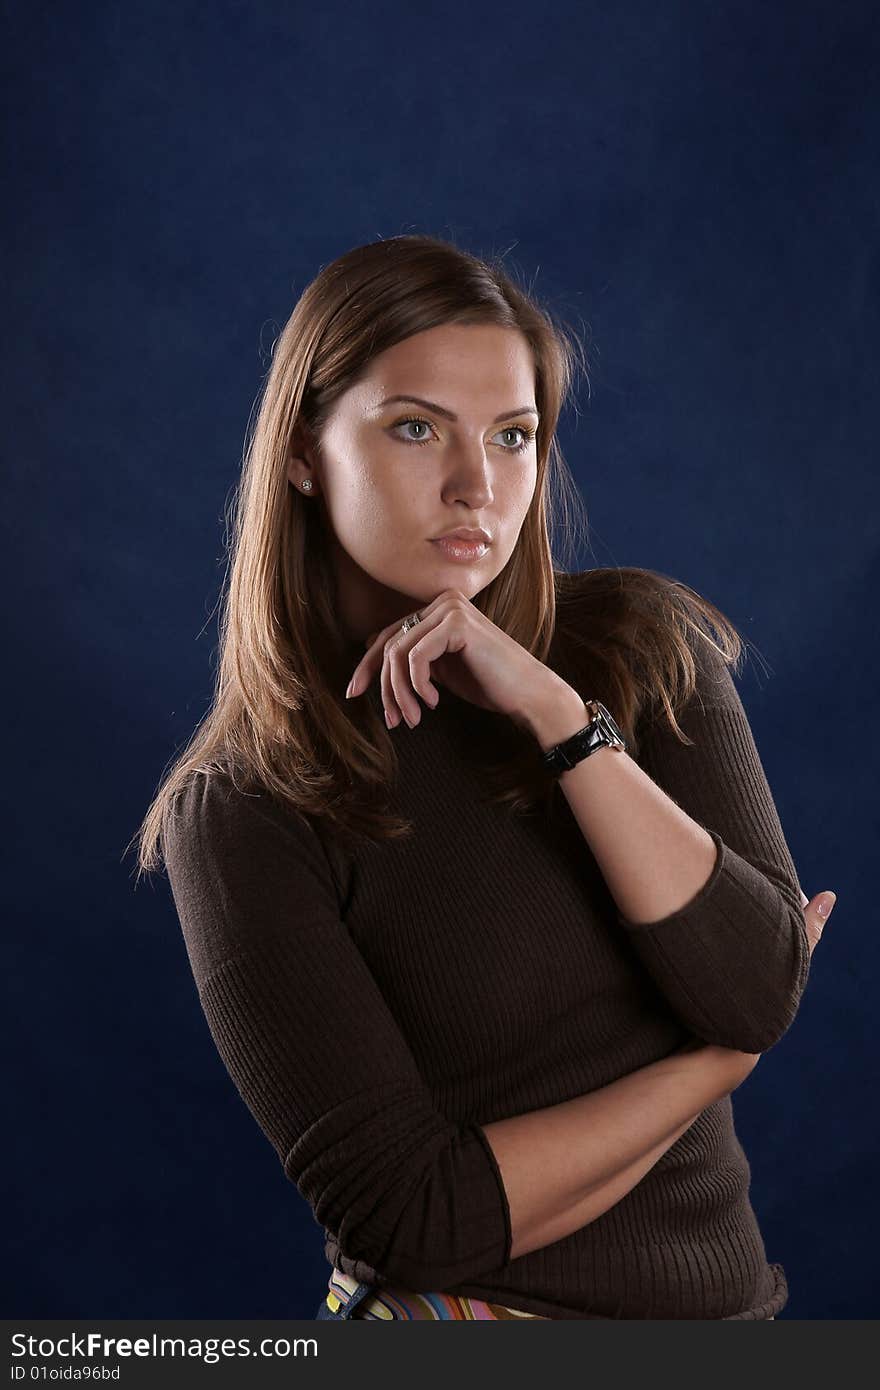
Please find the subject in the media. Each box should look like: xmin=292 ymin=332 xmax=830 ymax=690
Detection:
xmin=801 ymin=888 xmax=836 ymax=957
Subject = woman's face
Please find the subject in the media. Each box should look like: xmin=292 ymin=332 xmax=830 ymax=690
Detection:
xmin=290 ymin=322 xmax=540 ymax=642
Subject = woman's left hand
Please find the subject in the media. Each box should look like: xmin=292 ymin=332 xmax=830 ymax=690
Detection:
xmin=344 ymin=588 xmax=572 ymax=731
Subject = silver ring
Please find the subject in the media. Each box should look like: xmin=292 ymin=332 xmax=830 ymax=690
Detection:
xmin=400 ymin=612 xmax=422 ymax=635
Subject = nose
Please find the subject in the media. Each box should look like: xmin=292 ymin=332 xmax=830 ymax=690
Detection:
xmin=442 ymin=443 xmax=495 ymax=507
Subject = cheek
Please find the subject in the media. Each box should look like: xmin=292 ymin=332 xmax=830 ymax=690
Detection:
xmin=502 ymin=465 xmax=538 ymax=519
xmin=328 ymin=472 xmax=411 ymax=555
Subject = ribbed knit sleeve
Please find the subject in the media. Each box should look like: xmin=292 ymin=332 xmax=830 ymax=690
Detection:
xmin=163 ymin=769 xmax=512 ymax=1289
xmin=615 ymin=638 xmax=811 ymax=1053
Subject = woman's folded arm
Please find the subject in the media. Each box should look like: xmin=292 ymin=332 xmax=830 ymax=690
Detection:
xmin=163 ymin=768 xmax=512 ymax=1290
xmin=613 ymin=635 xmax=811 ymax=1052
xmin=163 ymin=767 xmax=760 ymax=1288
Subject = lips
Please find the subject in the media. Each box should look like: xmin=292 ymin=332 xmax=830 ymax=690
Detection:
xmin=430 ymin=536 xmax=491 ymax=561
xmin=432 ymin=529 xmax=492 ymax=543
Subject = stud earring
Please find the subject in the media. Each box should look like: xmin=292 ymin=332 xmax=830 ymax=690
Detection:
xmin=301 ymin=479 xmax=313 ymax=491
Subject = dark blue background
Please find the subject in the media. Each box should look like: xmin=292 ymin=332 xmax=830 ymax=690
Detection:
xmin=4 ymin=0 xmax=876 ymax=1319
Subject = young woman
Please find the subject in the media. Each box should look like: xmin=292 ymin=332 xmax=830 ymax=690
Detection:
xmin=134 ymin=234 xmax=836 ymax=1321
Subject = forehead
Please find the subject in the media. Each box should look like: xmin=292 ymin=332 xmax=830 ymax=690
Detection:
xmin=353 ymin=323 xmax=536 ymax=406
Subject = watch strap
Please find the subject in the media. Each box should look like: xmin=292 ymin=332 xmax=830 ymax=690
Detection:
xmin=541 ymin=700 xmax=626 ymax=776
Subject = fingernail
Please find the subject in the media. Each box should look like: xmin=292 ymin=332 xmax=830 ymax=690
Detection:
xmin=345 ymin=678 xmax=354 ymax=699
xmin=817 ymin=893 xmax=837 ymax=918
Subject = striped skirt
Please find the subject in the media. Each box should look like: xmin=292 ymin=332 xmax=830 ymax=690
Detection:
xmin=317 ymin=1268 xmax=549 ymax=1320
xmin=316 ymin=1268 xmax=778 ymax=1320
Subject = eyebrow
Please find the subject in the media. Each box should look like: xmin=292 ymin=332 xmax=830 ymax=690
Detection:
xmin=377 ymin=394 xmax=539 ymax=425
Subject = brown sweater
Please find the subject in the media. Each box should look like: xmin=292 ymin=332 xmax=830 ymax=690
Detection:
xmin=163 ymin=575 xmax=809 ymax=1320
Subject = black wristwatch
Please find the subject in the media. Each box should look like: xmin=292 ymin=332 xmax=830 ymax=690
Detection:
xmin=541 ymin=699 xmax=627 ymax=777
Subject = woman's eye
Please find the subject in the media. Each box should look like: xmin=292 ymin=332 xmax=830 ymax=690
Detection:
xmin=391 ymin=418 xmax=535 ymax=452
xmin=495 ymin=426 xmax=532 ymax=450
xmin=393 ymin=418 xmax=434 ymax=444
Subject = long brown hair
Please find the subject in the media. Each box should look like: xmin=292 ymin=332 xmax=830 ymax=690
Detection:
xmin=130 ymin=234 xmax=746 ymax=879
